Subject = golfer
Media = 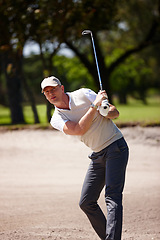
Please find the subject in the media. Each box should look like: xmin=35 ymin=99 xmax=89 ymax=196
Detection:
xmin=41 ymin=76 xmax=129 ymax=240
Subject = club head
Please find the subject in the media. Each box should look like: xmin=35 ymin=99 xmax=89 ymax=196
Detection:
xmin=82 ymin=30 xmax=92 ymax=35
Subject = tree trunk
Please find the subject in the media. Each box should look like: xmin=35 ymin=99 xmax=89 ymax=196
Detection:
xmin=4 ymin=50 xmax=25 ymax=124
xmin=38 ymin=42 xmax=56 ymax=122
xmin=119 ymin=93 xmax=127 ymax=104
xmin=0 ymin=81 xmax=7 ymax=106
xmin=22 ymin=74 xmax=40 ymax=124
xmin=47 ymin=101 xmax=52 ymax=122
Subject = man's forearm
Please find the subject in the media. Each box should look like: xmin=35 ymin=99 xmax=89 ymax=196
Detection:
xmin=63 ymin=106 xmax=97 ymax=135
xmin=106 ymin=104 xmax=119 ymax=119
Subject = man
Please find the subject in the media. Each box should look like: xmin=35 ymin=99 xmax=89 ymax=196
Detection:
xmin=41 ymin=76 xmax=129 ymax=240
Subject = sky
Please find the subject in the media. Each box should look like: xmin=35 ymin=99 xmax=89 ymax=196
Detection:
xmin=23 ymin=41 xmax=40 ymax=56
xmin=23 ymin=41 xmax=74 ymax=57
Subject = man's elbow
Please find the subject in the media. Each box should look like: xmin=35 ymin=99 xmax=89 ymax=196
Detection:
xmin=116 ymin=110 xmax=120 ymax=118
xmin=112 ymin=110 xmax=119 ymax=119
xmin=75 ymin=128 xmax=87 ymax=136
xmin=63 ymin=125 xmax=86 ymax=136
xmin=107 ymin=109 xmax=119 ymax=119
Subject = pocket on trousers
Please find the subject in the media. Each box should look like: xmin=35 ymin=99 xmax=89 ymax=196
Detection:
xmin=88 ymin=150 xmax=106 ymax=164
xmin=117 ymin=138 xmax=129 ymax=153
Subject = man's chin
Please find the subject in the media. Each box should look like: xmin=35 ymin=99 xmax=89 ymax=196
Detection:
xmin=48 ymin=99 xmax=55 ymax=105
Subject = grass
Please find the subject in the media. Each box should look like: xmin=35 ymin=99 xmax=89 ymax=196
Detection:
xmin=0 ymin=106 xmax=11 ymax=125
xmin=23 ymin=104 xmax=52 ymax=124
xmin=113 ymin=96 xmax=160 ymax=127
xmin=0 ymin=95 xmax=160 ymax=128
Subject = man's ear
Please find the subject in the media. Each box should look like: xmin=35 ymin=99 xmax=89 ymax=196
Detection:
xmin=61 ymin=85 xmax=64 ymax=92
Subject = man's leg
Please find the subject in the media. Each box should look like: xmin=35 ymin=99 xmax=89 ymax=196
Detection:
xmin=105 ymin=138 xmax=129 ymax=240
xmin=79 ymin=151 xmax=106 ymax=240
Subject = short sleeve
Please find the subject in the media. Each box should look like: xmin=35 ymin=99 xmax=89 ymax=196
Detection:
xmin=82 ymin=88 xmax=97 ymax=102
xmin=50 ymin=110 xmax=68 ymax=132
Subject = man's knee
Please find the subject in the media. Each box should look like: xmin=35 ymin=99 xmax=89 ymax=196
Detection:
xmin=79 ymin=198 xmax=97 ymax=213
xmin=79 ymin=198 xmax=89 ymax=211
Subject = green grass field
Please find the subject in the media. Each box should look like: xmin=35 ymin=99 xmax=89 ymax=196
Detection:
xmin=0 ymin=96 xmax=160 ymax=127
xmin=114 ymin=96 xmax=160 ymax=126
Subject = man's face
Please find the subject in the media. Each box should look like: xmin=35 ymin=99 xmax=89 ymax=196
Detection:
xmin=43 ymin=85 xmax=64 ymax=105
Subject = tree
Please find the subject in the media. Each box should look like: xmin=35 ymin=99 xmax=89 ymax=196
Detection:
xmin=0 ymin=2 xmax=25 ymax=124
xmin=1 ymin=0 xmax=160 ymax=125
xmin=110 ymin=55 xmax=152 ymax=104
xmin=62 ymin=0 xmax=160 ymax=102
xmin=31 ymin=0 xmax=160 ymax=103
xmin=0 ymin=0 xmax=40 ymax=124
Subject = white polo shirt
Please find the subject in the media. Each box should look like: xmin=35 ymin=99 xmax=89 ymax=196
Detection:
xmin=50 ymin=88 xmax=123 ymax=152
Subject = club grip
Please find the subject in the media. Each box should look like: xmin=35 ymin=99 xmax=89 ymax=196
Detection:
xmin=99 ymin=99 xmax=110 ymax=116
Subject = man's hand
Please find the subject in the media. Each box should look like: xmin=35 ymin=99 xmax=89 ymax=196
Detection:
xmin=94 ymin=90 xmax=119 ymax=119
xmin=99 ymin=99 xmax=110 ymax=116
xmin=93 ymin=90 xmax=108 ymax=107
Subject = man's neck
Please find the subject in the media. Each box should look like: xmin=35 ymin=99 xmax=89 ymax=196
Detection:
xmin=55 ymin=93 xmax=70 ymax=110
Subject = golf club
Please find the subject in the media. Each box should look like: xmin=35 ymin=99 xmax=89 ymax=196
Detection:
xmin=82 ymin=30 xmax=103 ymax=91
xmin=82 ymin=30 xmax=109 ymax=116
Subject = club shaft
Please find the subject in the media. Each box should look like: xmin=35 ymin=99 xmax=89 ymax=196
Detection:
xmin=90 ymin=32 xmax=103 ymax=91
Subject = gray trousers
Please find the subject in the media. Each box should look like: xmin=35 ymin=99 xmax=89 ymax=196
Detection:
xmin=79 ymin=137 xmax=129 ymax=240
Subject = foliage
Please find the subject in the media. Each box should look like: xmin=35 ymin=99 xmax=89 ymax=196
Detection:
xmin=0 ymin=0 xmax=160 ymax=124
xmin=110 ymin=55 xmax=152 ymax=103
xmin=53 ymin=55 xmax=97 ymax=92
xmin=23 ymin=55 xmax=43 ymax=94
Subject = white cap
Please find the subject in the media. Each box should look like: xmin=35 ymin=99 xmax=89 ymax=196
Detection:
xmin=41 ymin=76 xmax=61 ymax=92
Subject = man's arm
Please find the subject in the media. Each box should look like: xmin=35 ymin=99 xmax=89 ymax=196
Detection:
xmin=63 ymin=90 xmax=106 ymax=136
xmin=63 ymin=90 xmax=119 ymax=135
xmin=63 ymin=107 xmax=97 ymax=136
xmin=106 ymin=104 xmax=119 ymax=119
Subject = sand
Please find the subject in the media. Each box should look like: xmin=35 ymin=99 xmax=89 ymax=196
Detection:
xmin=0 ymin=126 xmax=160 ymax=240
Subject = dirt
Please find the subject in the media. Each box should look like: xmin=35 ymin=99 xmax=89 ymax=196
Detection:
xmin=0 ymin=126 xmax=160 ymax=240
